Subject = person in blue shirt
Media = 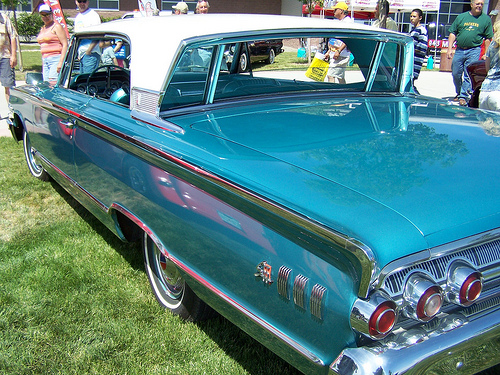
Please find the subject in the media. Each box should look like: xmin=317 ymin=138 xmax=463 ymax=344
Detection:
xmin=409 ymin=9 xmax=428 ymax=94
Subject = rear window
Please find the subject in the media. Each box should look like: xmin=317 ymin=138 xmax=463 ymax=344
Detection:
xmin=161 ymin=35 xmax=404 ymax=112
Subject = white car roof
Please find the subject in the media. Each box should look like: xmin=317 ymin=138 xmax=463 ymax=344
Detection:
xmin=78 ymin=14 xmax=399 ymax=92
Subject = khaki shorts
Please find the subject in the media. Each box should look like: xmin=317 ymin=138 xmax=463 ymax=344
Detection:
xmin=327 ymin=55 xmax=349 ymax=79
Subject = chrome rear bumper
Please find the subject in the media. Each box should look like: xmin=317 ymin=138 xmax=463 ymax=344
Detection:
xmin=330 ymin=306 xmax=500 ymax=375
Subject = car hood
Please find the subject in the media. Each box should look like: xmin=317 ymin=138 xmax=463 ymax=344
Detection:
xmin=181 ymin=96 xmax=500 ymax=265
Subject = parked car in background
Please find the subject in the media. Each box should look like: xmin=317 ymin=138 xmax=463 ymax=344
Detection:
xmin=224 ymin=39 xmax=284 ymax=72
xmin=241 ymin=39 xmax=284 ymax=71
xmin=8 ymin=14 xmax=500 ymax=375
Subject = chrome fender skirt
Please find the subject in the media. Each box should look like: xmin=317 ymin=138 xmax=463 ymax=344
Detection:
xmin=330 ymin=306 xmax=500 ymax=375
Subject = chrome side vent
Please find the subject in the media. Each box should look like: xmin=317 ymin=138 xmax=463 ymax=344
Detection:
xmin=277 ymin=266 xmax=292 ymax=300
xmin=131 ymin=88 xmax=160 ymax=115
xmin=293 ymin=274 xmax=309 ymax=309
xmin=310 ymin=284 xmax=327 ymax=320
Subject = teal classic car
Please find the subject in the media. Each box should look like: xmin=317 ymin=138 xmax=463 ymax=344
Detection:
xmin=8 ymin=14 xmax=500 ymax=375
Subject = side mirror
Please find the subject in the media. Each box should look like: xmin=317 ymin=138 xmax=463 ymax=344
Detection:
xmin=25 ymin=73 xmax=44 ymax=85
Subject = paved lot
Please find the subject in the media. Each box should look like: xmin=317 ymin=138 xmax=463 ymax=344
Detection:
xmin=0 ymin=69 xmax=457 ymax=138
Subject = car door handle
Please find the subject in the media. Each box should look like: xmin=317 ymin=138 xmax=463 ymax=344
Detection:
xmin=60 ymin=119 xmax=76 ymax=129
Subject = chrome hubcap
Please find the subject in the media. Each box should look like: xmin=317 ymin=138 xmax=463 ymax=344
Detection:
xmin=153 ymin=243 xmax=184 ymax=299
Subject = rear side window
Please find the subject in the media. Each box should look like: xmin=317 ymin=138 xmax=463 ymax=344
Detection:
xmin=161 ymin=46 xmax=214 ymax=111
xmin=371 ymin=43 xmax=401 ymax=92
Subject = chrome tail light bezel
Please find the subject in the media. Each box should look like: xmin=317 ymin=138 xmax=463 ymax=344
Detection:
xmin=446 ymin=261 xmax=483 ymax=307
xmin=403 ymin=272 xmax=443 ymax=322
xmin=350 ymin=290 xmax=397 ymax=340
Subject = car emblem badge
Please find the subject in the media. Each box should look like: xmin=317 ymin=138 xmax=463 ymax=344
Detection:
xmin=255 ymin=261 xmax=273 ymax=284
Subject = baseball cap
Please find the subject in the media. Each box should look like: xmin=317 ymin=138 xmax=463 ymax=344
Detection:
xmin=172 ymin=2 xmax=189 ymax=12
xmin=39 ymin=4 xmax=52 ymax=13
xmin=332 ymin=1 xmax=349 ymax=11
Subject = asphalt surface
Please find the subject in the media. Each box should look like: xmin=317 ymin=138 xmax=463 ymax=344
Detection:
xmin=0 ymin=69 xmax=457 ymax=138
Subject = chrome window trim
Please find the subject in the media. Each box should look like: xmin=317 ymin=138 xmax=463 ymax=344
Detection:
xmin=365 ymin=40 xmax=386 ymax=92
xmin=130 ymin=109 xmax=184 ymax=134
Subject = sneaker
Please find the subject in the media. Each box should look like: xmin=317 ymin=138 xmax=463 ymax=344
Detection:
xmin=452 ymin=96 xmax=460 ymax=102
xmin=459 ymin=98 xmax=467 ymax=106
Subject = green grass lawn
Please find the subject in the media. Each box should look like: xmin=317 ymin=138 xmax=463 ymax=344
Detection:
xmin=0 ymin=137 xmax=300 ymax=375
xmin=16 ymin=44 xmax=42 ymax=81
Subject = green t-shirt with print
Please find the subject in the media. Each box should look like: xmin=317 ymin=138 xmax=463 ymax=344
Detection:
xmin=449 ymin=11 xmax=493 ymax=49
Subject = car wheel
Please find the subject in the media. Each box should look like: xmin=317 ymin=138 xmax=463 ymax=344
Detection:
xmin=143 ymin=233 xmax=215 ymax=321
xmin=23 ymin=128 xmax=50 ymax=181
xmin=267 ymin=48 xmax=276 ymax=64
xmin=239 ymin=53 xmax=248 ymax=72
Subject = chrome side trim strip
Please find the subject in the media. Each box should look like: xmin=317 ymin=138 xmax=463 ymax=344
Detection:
xmin=310 ymin=284 xmax=327 ymax=320
xmin=40 ymin=96 xmax=379 ymax=298
xmin=35 ymin=157 xmax=327 ymax=367
xmin=49 ymin=104 xmax=378 ymax=299
xmin=277 ymin=265 xmax=292 ymax=300
xmin=110 ymin=203 xmax=326 ymax=367
xmin=293 ymin=274 xmax=309 ymax=309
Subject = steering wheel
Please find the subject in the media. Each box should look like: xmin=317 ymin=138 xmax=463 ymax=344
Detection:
xmin=86 ymin=64 xmax=130 ymax=98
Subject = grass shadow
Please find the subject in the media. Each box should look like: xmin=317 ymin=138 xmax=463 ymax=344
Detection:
xmin=50 ymin=180 xmax=144 ymax=271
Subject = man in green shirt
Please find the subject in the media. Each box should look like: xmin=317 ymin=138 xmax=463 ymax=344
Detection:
xmin=446 ymin=0 xmax=493 ymax=106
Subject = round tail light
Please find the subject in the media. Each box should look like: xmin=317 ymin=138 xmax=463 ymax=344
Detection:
xmin=447 ymin=262 xmax=483 ymax=307
xmin=368 ymin=301 xmax=396 ymax=338
xmin=403 ymin=273 xmax=443 ymax=322
xmin=351 ymin=291 xmax=397 ymax=340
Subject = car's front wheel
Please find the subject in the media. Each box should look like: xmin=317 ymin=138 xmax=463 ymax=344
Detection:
xmin=23 ymin=128 xmax=50 ymax=181
xmin=143 ymin=233 xmax=215 ymax=321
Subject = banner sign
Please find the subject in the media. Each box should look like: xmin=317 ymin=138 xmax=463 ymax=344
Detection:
xmin=321 ymin=0 xmax=440 ymax=12
xmin=44 ymin=0 xmax=69 ymax=38
xmin=137 ymin=0 xmax=158 ymax=16
xmin=428 ymin=39 xmax=455 ymax=48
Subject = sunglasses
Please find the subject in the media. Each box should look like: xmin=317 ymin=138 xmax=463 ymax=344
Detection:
xmin=77 ymin=0 xmax=87 ymax=3
xmin=40 ymin=12 xmax=52 ymax=16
